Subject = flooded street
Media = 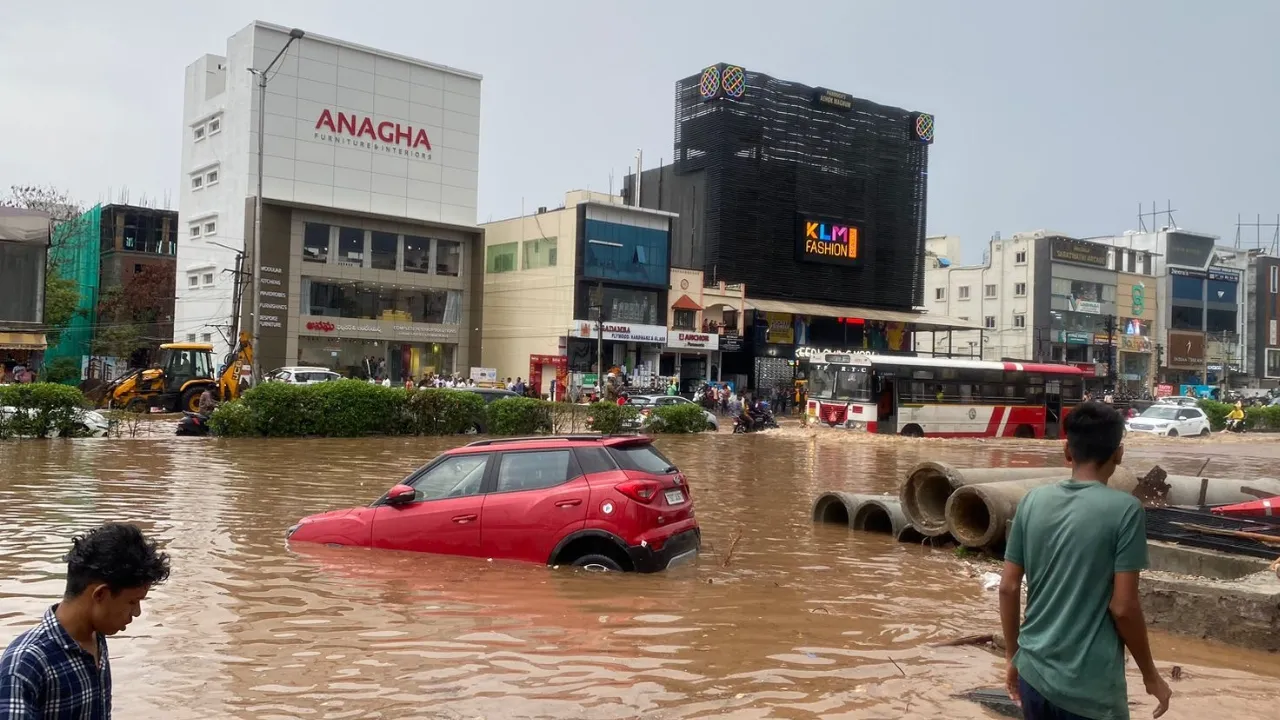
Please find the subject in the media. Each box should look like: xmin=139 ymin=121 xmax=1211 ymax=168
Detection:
xmin=3 ymin=430 xmax=1280 ymax=719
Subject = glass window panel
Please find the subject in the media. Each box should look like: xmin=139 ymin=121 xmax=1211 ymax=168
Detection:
xmin=337 ymin=227 xmax=364 ymax=267
xmin=370 ymin=231 xmax=397 ymax=270
xmin=303 ymin=223 xmax=330 ymax=263
xmin=403 ymin=235 xmax=431 ymax=273
xmin=486 ymin=242 xmax=517 ymax=273
xmin=436 ymin=239 xmax=461 ymax=276
xmin=523 ymin=237 xmax=557 ymax=270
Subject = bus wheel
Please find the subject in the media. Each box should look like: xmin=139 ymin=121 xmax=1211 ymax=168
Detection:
xmin=900 ymin=424 xmax=924 ymax=438
xmin=1014 ymin=424 xmax=1035 ymax=439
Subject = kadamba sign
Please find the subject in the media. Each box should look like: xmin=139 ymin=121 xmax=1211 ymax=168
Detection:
xmin=314 ymin=109 xmax=433 ymax=160
xmin=797 ymin=217 xmax=861 ymax=267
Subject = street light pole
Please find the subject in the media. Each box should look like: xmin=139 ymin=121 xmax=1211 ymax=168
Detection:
xmin=249 ymin=27 xmax=304 ymax=383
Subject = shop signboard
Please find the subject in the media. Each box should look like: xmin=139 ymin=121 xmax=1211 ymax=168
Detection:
xmin=1093 ymin=333 xmax=1114 ymax=346
xmin=1119 ymin=335 xmax=1153 ymax=353
xmin=667 ymin=330 xmax=719 ymax=351
xmin=1155 ymin=383 xmax=1174 ymax=397
xmin=795 ymin=218 xmax=860 ymax=267
xmin=1065 ymin=331 xmax=1091 ymax=345
xmin=1071 ymin=299 xmax=1102 ymax=314
xmin=1168 ymin=331 xmax=1205 ymax=368
xmin=721 ymin=329 xmax=744 ymax=352
xmin=1050 ymin=238 xmax=1109 ymax=268
xmin=764 ymin=312 xmax=795 ymax=344
xmin=1166 ymin=232 xmax=1215 ymax=270
xmin=469 ymin=367 xmax=497 ymax=383
xmin=571 ymin=320 xmax=667 ymax=344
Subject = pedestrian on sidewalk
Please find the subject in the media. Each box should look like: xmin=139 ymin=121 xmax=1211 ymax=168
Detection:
xmin=998 ymin=401 xmax=1172 ymax=720
xmin=0 ymin=523 xmax=170 ymax=718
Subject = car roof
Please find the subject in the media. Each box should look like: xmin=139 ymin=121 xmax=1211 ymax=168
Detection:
xmin=446 ymin=434 xmax=654 ymax=455
xmin=272 ymin=366 xmax=336 ymax=373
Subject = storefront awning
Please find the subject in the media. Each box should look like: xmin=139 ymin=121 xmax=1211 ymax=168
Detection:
xmin=671 ymin=294 xmax=703 ymax=311
xmin=0 ymin=331 xmax=48 ymax=350
xmin=744 ymin=298 xmax=983 ymax=331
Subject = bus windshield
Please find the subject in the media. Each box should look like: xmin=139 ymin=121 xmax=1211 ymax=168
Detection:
xmin=809 ymin=365 xmax=871 ymax=401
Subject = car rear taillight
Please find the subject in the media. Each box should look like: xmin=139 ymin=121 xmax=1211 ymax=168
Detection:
xmin=615 ymin=478 xmax=662 ymax=503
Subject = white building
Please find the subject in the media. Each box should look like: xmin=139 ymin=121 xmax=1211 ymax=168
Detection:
xmin=175 ymin=21 xmax=483 ymax=378
xmin=918 ymin=232 xmax=1047 ymax=361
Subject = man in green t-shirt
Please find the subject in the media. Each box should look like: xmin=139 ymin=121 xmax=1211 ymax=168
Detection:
xmin=998 ymin=401 xmax=1172 ymax=719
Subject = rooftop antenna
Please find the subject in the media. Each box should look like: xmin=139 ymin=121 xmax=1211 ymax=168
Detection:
xmin=1137 ymin=200 xmax=1177 ymax=233
xmin=1234 ymin=213 xmax=1280 ymax=254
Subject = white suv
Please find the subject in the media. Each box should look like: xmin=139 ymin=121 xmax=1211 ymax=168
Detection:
xmin=1126 ymin=405 xmax=1210 ymax=438
xmin=265 ymin=367 xmax=342 ymax=385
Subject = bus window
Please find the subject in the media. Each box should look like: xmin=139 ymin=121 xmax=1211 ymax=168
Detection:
xmin=959 ymin=384 xmax=975 ymax=402
xmin=809 ymin=365 xmax=836 ymax=398
xmin=834 ymin=369 xmax=871 ymax=401
xmin=909 ymin=381 xmax=929 ymax=403
xmin=1061 ymin=376 xmax=1084 ymax=404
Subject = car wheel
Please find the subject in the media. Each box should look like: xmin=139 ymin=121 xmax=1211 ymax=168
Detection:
xmin=462 ymin=423 xmax=481 ymax=435
xmin=571 ymin=554 xmax=623 ymax=572
xmin=1199 ymin=426 xmax=1210 ymax=437
xmin=1167 ymin=429 xmax=1179 ymax=438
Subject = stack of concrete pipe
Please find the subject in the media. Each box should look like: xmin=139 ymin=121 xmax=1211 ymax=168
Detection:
xmin=813 ymin=460 xmax=1280 ymax=552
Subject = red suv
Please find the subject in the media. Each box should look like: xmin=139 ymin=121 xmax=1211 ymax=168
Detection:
xmin=287 ymin=435 xmax=700 ymax=572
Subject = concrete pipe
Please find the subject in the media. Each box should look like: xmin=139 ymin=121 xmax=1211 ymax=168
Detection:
xmin=900 ymin=461 xmax=1069 ymax=537
xmin=1157 ymin=474 xmax=1280 ymax=507
xmin=945 ymin=467 xmax=1139 ymax=549
xmin=811 ymin=491 xmax=865 ymax=527
xmin=850 ymin=495 xmax=915 ymax=541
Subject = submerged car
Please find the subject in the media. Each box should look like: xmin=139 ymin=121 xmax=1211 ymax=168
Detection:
xmin=264 ymin=366 xmax=342 ymax=385
xmin=0 ymin=406 xmax=111 ymax=437
xmin=287 ymin=435 xmax=700 ymax=572
xmin=1126 ymin=405 xmax=1210 ymax=437
xmin=625 ymin=395 xmax=719 ymax=431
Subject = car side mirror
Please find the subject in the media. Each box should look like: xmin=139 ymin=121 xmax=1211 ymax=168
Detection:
xmin=385 ymin=484 xmax=416 ymax=506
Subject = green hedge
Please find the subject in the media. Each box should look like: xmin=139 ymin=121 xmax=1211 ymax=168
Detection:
xmin=209 ymin=381 xmax=483 ymax=437
xmin=644 ymin=402 xmax=709 ymax=433
xmin=486 ymin=397 xmax=553 ymax=435
xmin=0 ymin=383 xmax=89 ymax=438
xmin=587 ymin=401 xmax=640 ymax=435
xmin=1197 ymin=399 xmax=1280 ymax=431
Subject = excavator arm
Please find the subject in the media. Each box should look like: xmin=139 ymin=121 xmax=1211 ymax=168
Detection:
xmin=218 ymin=331 xmax=253 ymax=401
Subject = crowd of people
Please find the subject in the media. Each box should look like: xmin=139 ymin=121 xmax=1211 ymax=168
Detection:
xmin=0 ymin=359 xmax=37 ymax=384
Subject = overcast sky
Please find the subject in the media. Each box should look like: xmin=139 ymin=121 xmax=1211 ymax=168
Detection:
xmin=3 ymin=1 xmax=1278 ymax=262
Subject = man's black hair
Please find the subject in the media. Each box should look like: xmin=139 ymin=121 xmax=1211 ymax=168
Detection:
xmin=64 ymin=523 xmax=171 ymax=597
xmin=1063 ymin=401 xmax=1125 ymax=467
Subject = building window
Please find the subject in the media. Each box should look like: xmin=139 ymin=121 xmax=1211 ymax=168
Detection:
xmin=673 ymin=309 xmax=697 ymax=330
xmin=189 ymin=223 xmax=202 ymax=238
xmin=303 ymin=223 xmax=331 ymax=263
xmin=191 ymin=175 xmax=203 ymax=190
xmin=934 ymin=287 xmax=945 ymax=301
xmin=207 ymin=117 xmax=221 ymax=135
xmin=984 ymin=284 xmax=997 ymax=299
xmin=1014 ymin=282 xmax=1026 ymax=297
xmin=193 ymin=125 xmax=206 ymax=141
xmin=205 ymin=169 xmax=219 ymax=186
xmin=1015 ymin=250 xmax=1027 ymax=264
xmin=370 ymin=231 xmax=397 ymax=270
xmin=201 ymin=333 xmax=212 ymax=343
xmin=486 ymin=242 xmax=518 ymax=273
xmin=403 ymin=235 xmax=430 ymax=273
xmin=436 ymin=239 xmax=461 ymax=276
xmin=186 ymin=333 xmax=196 ymax=342
xmin=984 ymin=316 xmax=996 ymax=329
xmin=1271 ymin=265 xmax=1278 ymax=294
xmin=187 ymin=275 xmax=199 ymax=288
xmin=202 ymin=272 xmax=215 ymax=286
xmin=958 ymin=286 xmax=971 ymax=300
xmin=523 ymin=237 xmax=558 ymax=270
xmin=1013 ymin=313 xmax=1026 ymax=328
xmin=337 ymin=227 xmax=364 ymax=267
xmin=203 ymin=221 xmax=216 ymax=236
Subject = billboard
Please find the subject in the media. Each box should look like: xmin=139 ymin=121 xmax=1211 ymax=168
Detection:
xmin=1167 ymin=331 xmax=1205 ymax=368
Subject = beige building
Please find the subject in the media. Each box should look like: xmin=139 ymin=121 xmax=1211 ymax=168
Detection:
xmin=665 ymin=268 xmax=746 ymax=390
xmin=480 ymin=191 xmax=676 ymax=394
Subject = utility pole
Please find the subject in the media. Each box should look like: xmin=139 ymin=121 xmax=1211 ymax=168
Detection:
xmin=1105 ymin=314 xmax=1117 ymax=385
xmin=596 ymin=281 xmax=605 ymax=389
xmin=249 ymin=27 xmax=304 ymax=383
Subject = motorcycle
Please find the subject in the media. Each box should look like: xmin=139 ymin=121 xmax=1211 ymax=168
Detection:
xmin=176 ymin=411 xmax=211 ymax=436
xmin=1224 ymin=417 xmax=1247 ymax=434
xmin=732 ymin=408 xmax=779 ymax=433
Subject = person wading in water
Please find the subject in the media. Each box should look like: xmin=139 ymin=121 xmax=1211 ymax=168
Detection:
xmin=0 ymin=523 xmax=171 ymax=718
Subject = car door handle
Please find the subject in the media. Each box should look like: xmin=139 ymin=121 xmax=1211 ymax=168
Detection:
xmin=555 ymin=499 xmax=582 ymax=508
xmin=452 ymin=514 xmax=478 ymax=524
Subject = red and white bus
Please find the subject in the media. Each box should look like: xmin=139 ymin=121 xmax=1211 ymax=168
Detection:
xmin=803 ymin=353 xmax=1085 ymax=439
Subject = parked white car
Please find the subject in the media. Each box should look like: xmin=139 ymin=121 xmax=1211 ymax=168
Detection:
xmin=626 ymin=395 xmax=720 ymax=431
xmin=1126 ymin=405 xmax=1210 ymax=438
xmin=0 ymin=407 xmax=112 ymax=437
xmin=264 ymin=367 xmax=342 ymax=385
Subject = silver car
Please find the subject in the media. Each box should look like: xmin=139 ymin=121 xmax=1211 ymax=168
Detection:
xmin=626 ymin=394 xmax=719 ymax=431
xmin=264 ymin=366 xmax=343 ymax=385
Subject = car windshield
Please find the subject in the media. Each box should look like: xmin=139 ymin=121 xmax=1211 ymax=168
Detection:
xmin=626 ymin=397 xmax=655 ymax=406
xmin=608 ymin=443 xmax=676 ymax=474
xmin=1140 ymin=407 xmax=1180 ymax=420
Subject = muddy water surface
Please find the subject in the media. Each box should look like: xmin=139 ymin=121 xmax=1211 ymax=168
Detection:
xmin=1 ymin=430 xmax=1278 ymax=719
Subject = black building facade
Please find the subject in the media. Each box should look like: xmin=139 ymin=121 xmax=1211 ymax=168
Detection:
xmin=625 ymin=64 xmax=933 ymax=310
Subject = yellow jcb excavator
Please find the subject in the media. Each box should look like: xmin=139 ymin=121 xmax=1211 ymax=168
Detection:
xmin=90 ymin=331 xmax=253 ymax=413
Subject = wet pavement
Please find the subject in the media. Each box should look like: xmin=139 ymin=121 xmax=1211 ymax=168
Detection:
xmin=2 ymin=429 xmax=1279 ymax=718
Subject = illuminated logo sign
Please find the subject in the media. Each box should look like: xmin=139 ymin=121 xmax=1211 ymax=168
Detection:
xmin=305 ymin=321 xmax=335 ymax=332
xmin=314 ymin=109 xmax=433 ymax=160
xmin=797 ymin=218 xmax=860 ymax=266
xmin=909 ymin=112 xmax=935 ymax=144
xmin=698 ymin=64 xmax=746 ymax=102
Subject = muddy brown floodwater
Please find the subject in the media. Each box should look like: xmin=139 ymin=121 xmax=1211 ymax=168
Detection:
xmin=2 ymin=430 xmax=1280 ymax=719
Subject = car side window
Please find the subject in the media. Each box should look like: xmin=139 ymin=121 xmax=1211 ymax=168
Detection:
xmin=574 ymin=446 xmax=617 ymax=475
xmin=496 ymin=450 xmax=579 ymax=493
xmin=408 ymin=454 xmax=489 ymax=501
